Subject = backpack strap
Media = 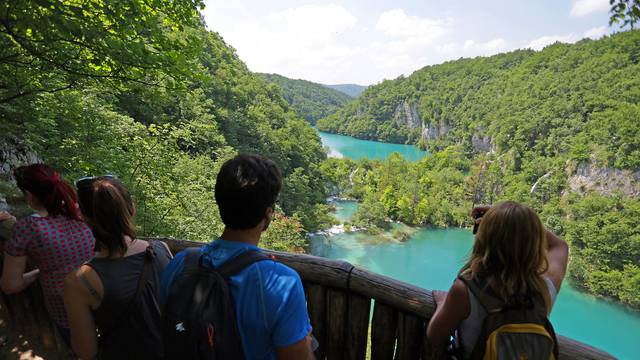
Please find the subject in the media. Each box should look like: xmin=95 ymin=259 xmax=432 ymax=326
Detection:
xmin=183 ymin=247 xmax=203 ymax=272
xmin=216 ymin=250 xmax=271 ymax=278
xmin=458 ymin=274 xmax=504 ymax=313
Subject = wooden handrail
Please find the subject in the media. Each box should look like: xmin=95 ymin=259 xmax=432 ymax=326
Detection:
xmin=158 ymin=238 xmax=616 ymax=360
xmin=0 ymin=237 xmax=617 ymax=359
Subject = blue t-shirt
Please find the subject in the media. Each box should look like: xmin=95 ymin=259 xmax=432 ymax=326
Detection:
xmin=160 ymin=239 xmax=312 ymax=359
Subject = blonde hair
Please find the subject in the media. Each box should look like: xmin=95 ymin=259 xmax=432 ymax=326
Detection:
xmin=460 ymin=201 xmax=551 ymax=312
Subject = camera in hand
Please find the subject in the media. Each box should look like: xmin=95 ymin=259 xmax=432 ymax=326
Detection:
xmin=472 ymin=206 xmax=490 ymax=235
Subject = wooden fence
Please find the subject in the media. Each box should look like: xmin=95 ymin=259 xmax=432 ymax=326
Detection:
xmin=0 ymin=237 xmax=617 ymax=359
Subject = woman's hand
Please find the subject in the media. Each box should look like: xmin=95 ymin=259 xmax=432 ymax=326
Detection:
xmin=471 ymin=206 xmax=491 ymax=221
xmin=471 ymin=206 xmax=491 ymax=234
xmin=0 ymin=211 xmax=16 ymax=223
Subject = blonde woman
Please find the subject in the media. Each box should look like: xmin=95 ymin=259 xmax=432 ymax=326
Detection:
xmin=427 ymin=201 xmax=569 ymax=358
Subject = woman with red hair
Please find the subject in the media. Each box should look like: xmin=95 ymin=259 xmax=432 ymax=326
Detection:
xmin=1 ymin=164 xmax=95 ymax=344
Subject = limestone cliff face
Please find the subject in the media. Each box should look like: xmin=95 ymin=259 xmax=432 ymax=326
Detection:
xmin=568 ymin=161 xmax=640 ymax=198
xmin=0 ymin=139 xmax=40 ymax=214
xmin=472 ymin=133 xmax=492 ymax=153
xmin=393 ymin=100 xmax=421 ymax=129
xmin=1 ymin=139 xmax=40 ymax=178
xmin=421 ymin=119 xmax=452 ymax=140
xmin=390 ymin=99 xmax=495 ymax=153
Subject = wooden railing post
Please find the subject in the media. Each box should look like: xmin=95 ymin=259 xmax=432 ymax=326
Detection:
xmin=325 ymin=289 xmax=348 ymax=359
xmin=395 ymin=312 xmax=424 ymax=360
xmin=345 ymin=293 xmax=370 ymax=360
xmin=306 ymin=283 xmax=327 ymax=359
xmin=371 ymin=302 xmax=398 ymax=360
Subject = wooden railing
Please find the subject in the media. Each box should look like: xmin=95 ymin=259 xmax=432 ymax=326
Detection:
xmin=163 ymin=238 xmax=615 ymax=360
xmin=0 ymin=238 xmax=617 ymax=359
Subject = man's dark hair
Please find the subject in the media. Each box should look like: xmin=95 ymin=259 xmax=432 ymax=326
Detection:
xmin=215 ymin=154 xmax=282 ymax=229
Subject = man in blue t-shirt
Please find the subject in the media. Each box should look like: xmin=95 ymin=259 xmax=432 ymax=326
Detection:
xmin=160 ymin=154 xmax=314 ymax=360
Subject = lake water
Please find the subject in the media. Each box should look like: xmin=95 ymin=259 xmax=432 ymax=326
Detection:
xmin=312 ymin=132 xmax=640 ymax=359
xmin=317 ymin=130 xmax=427 ymax=161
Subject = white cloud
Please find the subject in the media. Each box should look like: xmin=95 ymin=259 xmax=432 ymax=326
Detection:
xmin=570 ymin=0 xmax=609 ymax=17
xmin=583 ymin=25 xmax=609 ymax=39
xmin=526 ymin=34 xmax=579 ymax=51
xmin=202 ymin=3 xmax=361 ymax=82
xmin=202 ymin=3 xmax=610 ymax=84
xmin=376 ymin=9 xmax=451 ymax=40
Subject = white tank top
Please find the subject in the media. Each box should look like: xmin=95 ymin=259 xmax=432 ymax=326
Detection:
xmin=458 ymin=277 xmax=557 ymax=359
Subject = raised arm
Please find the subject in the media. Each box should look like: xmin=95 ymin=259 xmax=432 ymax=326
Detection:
xmin=543 ymin=229 xmax=569 ymax=292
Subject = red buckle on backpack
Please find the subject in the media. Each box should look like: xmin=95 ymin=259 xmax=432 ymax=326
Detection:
xmin=207 ymin=324 xmax=215 ymax=347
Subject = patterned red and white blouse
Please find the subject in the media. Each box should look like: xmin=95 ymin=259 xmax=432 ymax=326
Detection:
xmin=4 ymin=214 xmax=95 ymax=329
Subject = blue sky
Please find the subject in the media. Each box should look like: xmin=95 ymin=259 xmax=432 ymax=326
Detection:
xmin=202 ymin=0 xmax=614 ymax=85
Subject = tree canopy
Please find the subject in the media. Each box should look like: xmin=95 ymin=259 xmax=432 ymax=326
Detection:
xmin=0 ymin=0 xmax=330 ymax=250
xmin=259 ymin=73 xmax=353 ymax=125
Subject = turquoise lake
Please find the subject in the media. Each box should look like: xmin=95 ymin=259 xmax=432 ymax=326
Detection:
xmin=317 ymin=130 xmax=427 ymax=161
xmin=313 ymin=131 xmax=640 ymax=359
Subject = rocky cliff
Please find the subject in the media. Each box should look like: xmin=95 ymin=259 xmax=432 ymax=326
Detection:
xmin=568 ymin=161 xmax=640 ymax=198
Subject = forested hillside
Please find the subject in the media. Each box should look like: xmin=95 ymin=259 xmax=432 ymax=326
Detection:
xmin=0 ymin=0 xmax=331 ymax=247
xmin=319 ymin=30 xmax=640 ymax=308
xmin=259 ymin=73 xmax=353 ymax=124
xmin=324 ymin=84 xmax=367 ymax=97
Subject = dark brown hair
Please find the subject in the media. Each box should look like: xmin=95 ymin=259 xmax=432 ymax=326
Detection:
xmin=14 ymin=164 xmax=82 ymax=221
xmin=215 ymin=154 xmax=282 ymax=229
xmin=77 ymin=177 xmax=136 ymax=256
xmin=459 ymin=201 xmax=551 ymax=312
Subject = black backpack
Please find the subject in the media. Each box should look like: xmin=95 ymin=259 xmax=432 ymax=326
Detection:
xmin=163 ymin=248 xmax=271 ymax=360
xmin=459 ymin=275 xmax=559 ymax=360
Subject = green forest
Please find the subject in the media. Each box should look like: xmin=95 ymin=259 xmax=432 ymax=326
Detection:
xmin=0 ymin=0 xmax=333 ymax=249
xmin=259 ymin=73 xmax=353 ymax=124
xmin=0 ymin=0 xmax=638 ymax=310
xmin=319 ymin=30 xmax=640 ymax=308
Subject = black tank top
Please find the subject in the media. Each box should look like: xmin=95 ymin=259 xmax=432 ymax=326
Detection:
xmin=87 ymin=240 xmax=172 ymax=360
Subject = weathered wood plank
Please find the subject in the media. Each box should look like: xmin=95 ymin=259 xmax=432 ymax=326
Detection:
xmin=371 ymin=302 xmax=397 ymax=360
xmin=395 ymin=312 xmax=424 ymax=360
xmin=326 ymin=289 xmax=348 ymax=359
xmin=306 ymin=283 xmax=326 ymax=360
xmin=558 ymin=335 xmax=616 ymax=360
xmin=420 ymin=320 xmax=448 ymax=360
xmin=345 ymin=293 xmax=371 ymax=360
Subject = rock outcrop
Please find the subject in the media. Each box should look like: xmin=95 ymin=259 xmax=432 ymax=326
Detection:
xmin=421 ymin=119 xmax=451 ymax=140
xmin=568 ymin=161 xmax=640 ymax=198
xmin=471 ymin=133 xmax=492 ymax=153
xmin=1 ymin=139 xmax=41 ymax=178
xmin=393 ymin=100 xmax=421 ymax=129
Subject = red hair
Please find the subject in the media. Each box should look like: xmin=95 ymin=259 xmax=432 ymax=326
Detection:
xmin=14 ymin=164 xmax=82 ymax=221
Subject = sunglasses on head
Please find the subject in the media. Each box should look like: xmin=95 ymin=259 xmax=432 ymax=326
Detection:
xmin=74 ymin=174 xmax=116 ymax=188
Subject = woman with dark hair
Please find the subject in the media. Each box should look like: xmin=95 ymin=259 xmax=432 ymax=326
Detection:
xmin=64 ymin=177 xmax=172 ymax=360
xmin=427 ymin=201 xmax=569 ymax=359
xmin=1 ymin=164 xmax=95 ymax=344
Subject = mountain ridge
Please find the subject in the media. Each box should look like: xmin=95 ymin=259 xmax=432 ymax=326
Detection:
xmin=323 ymin=83 xmax=368 ymax=97
xmin=259 ymin=73 xmax=353 ymax=125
